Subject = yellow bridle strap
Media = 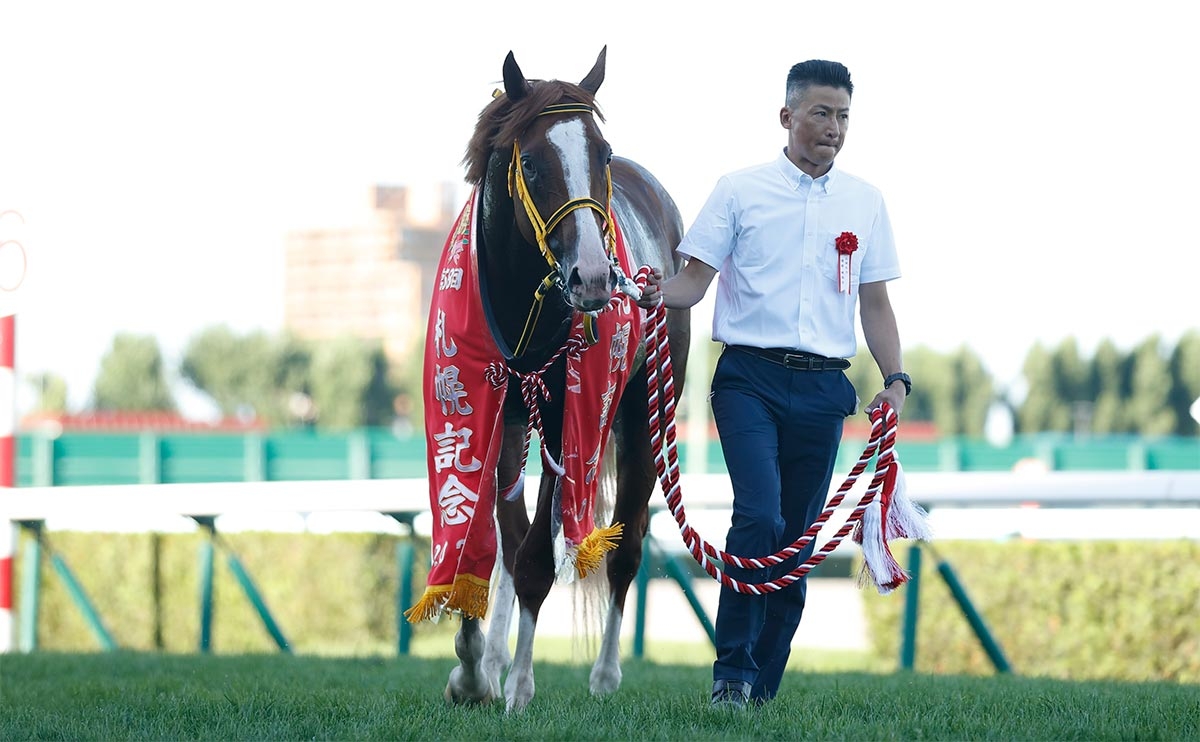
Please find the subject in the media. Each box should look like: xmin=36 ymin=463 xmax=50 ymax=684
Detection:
xmin=505 ymin=101 xmax=618 ymax=357
xmin=513 ymin=272 xmax=560 ymax=358
xmin=509 ymin=141 xmax=617 ymax=268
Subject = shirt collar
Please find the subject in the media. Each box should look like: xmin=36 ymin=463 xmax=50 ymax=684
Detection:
xmin=777 ymin=148 xmax=837 ymax=194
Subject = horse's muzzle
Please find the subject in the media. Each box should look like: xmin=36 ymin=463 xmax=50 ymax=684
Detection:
xmin=565 ymin=265 xmax=617 ymax=312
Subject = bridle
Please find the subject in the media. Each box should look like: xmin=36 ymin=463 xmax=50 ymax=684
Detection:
xmin=507 ymin=102 xmax=618 ymax=357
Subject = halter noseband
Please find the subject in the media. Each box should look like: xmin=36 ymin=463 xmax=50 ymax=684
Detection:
xmin=507 ymin=102 xmax=618 ymax=357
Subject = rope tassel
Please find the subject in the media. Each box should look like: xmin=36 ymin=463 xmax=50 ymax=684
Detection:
xmin=853 ymin=451 xmax=928 ymax=594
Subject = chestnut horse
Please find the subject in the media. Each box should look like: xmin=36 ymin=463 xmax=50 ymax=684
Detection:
xmin=413 ymin=48 xmax=690 ymax=712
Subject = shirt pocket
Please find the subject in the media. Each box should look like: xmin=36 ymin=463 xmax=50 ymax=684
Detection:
xmin=818 ymin=230 xmax=864 ymax=290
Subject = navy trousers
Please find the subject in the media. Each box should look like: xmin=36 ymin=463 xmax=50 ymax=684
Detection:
xmin=709 ymin=347 xmax=857 ymax=702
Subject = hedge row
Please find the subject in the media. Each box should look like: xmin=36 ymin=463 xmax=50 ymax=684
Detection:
xmin=15 ymin=530 xmax=454 ymax=654
xmin=860 ymin=540 xmax=1200 ymax=683
xmin=18 ymin=531 xmax=1200 ymax=684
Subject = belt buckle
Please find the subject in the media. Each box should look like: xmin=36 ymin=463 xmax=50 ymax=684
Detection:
xmin=782 ymin=353 xmax=814 ymax=370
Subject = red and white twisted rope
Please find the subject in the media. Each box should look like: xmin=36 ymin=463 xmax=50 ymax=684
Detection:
xmin=634 ymin=266 xmax=903 ymax=594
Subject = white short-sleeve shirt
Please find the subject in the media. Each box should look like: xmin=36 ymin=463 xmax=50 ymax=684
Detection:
xmin=678 ymin=149 xmax=901 ymax=359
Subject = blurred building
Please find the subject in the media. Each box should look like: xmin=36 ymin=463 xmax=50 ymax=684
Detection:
xmin=283 ymin=183 xmax=461 ymax=366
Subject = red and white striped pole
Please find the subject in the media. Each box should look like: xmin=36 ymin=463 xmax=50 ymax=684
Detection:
xmin=0 ymin=209 xmax=23 ymax=653
xmin=0 ymin=313 xmax=14 ymax=652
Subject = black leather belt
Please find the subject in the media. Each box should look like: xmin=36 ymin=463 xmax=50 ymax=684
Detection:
xmin=726 ymin=345 xmax=850 ymax=371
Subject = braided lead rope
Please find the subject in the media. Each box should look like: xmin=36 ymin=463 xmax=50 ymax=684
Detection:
xmin=499 ymin=293 xmax=628 ymax=500
xmin=635 ymin=266 xmax=899 ymax=593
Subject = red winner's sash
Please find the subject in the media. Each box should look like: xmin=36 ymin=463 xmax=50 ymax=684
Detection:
xmin=405 ymin=188 xmax=644 ymax=623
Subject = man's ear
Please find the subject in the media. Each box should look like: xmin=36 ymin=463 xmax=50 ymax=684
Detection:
xmin=779 ymin=106 xmax=792 ymax=129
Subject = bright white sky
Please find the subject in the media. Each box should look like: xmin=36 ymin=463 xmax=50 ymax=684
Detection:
xmin=2 ymin=0 xmax=1197 ymax=416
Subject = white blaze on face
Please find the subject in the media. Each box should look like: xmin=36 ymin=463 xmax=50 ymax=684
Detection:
xmin=546 ymin=118 xmax=607 ymax=272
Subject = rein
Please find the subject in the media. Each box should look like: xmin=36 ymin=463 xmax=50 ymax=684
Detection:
xmin=633 ymin=266 xmax=918 ymax=594
xmin=506 ymin=102 xmax=617 ymax=357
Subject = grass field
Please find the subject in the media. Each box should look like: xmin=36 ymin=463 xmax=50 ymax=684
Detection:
xmin=2 ymin=640 xmax=1197 ymax=741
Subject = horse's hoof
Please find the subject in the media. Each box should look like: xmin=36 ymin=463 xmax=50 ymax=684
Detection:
xmin=589 ymin=666 xmax=622 ymax=696
xmin=444 ymin=682 xmax=495 ymax=706
xmin=444 ymin=667 xmax=495 ymax=706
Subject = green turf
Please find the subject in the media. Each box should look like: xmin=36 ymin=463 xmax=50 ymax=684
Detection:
xmin=1 ymin=648 xmax=1196 ymax=740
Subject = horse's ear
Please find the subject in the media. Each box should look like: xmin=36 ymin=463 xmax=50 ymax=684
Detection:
xmin=579 ymin=46 xmax=606 ymax=96
xmin=503 ymin=51 xmax=528 ymax=102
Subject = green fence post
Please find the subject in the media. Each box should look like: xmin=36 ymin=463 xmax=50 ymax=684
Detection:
xmin=195 ymin=517 xmax=215 ymax=653
xmin=243 ymin=434 xmax=266 ymax=482
xmin=139 ymin=432 xmax=161 ymax=484
xmin=632 ymin=537 xmax=652 ymax=659
xmin=396 ymin=538 xmax=415 ymax=655
xmin=31 ymin=436 xmax=54 ymax=487
xmin=386 ymin=512 xmax=419 ymax=656
xmin=49 ymin=552 xmax=117 ymax=651
xmin=930 ymin=545 xmax=1012 ymax=673
xmin=1126 ymin=442 xmax=1148 ymax=470
xmin=899 ymin=543 xmax=922 ymax=670
xmin=223 ymin=549 xmax=291 ymax=653
xmin=17 ymin=521 xmax=43 ymax=652
xmin=349 ymin=431 xmax=371 ymax=480
xmin=937 ymin=440 xmax=961 ymax=471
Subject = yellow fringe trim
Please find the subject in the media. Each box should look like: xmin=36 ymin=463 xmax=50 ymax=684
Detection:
xmin=445 ymin=573 xmax=491 ymax=619
xmin=574 ymin=521 xmax=624 ymax=579
xmin=404 ymin=574 xmax=492 ymax=624
xmin=403 ymin=584 xmax=453 ymax=624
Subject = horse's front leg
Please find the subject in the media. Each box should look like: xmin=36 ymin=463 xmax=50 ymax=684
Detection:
xmin=504 ymin=475 xmax=558 ymax=713
xmin=444 ymin=616 xmax=495 ymax=704
xmin=588 ymin=506 xmax=650 ymax=697
xmin=590 ymin=394 xmax=659 ymax=696
xmin=480 ymin=423 xmax=532 ymax=698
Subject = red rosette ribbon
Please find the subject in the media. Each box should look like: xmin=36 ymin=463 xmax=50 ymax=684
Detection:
xmin=835 ymin=231 xmax=858 ymax=294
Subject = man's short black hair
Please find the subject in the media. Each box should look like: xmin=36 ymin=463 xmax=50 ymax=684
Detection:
xmin=785 ymin=60 xmax=853 ymax=107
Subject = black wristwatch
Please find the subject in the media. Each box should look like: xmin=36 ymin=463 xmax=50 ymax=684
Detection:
xmin=884 ymin=372 xmax=912 ymax=397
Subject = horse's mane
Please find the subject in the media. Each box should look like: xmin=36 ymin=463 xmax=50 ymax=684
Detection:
xmin=462 ymin=79 xmax=606 ymax=186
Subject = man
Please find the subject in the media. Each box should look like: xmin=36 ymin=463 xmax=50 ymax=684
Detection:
xmin=637 ymin=59 xmax=910 ymax=708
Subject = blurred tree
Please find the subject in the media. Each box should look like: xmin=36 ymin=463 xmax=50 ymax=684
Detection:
xmin=181 ymin=326 xmax=310 ymax=425
xmin=1167 ymin=330 xmax=1200 ymax=435
xmin=839 ymin=344 xmax=992 ymax=435
xmin=392 ymin=335 xmax=426 ymax=433
xmin=1126 ymin=335 xmax=1175 ymax=436
xmin=308 ymin=335 xmax=395 ymax=430
xmin=181 ymin=327 xmax=316 ymax=426
xmin=92 ymin=333 xmax=176 ymax=411
xmin=1017 ymin=338 xmax=1091 ymax=434
xmin=1017 ymin=343 xmax=1061 ymax=433
xmin=29 ymin=372 xmax=68 ymax=413
xmin=1090 ymin=339 xmax=1128 ymax=434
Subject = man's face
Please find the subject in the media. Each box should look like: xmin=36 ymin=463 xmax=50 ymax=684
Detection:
xmin=780 ymin=84 xmax=851 ymax=177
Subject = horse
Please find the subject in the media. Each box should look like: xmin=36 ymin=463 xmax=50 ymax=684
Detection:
xmin=407 ymin=47 xmax=690 ymax=712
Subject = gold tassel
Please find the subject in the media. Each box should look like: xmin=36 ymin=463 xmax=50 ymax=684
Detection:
xmin=403 ymin=584 xmax=452 ymax=624
xmin=444 ymin=574 xmax=492 ymax=620
xmin=574 ymin=522 xmax=624 ymax=579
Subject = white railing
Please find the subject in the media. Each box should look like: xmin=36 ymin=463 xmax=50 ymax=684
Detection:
xmin=2 ymin=470 xmax=1198 ymax=541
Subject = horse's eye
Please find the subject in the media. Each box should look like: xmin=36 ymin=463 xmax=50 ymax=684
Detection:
xmin=520 ymin=155 xmax=537 ymax=178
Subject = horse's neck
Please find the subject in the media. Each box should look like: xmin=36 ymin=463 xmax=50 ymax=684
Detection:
xmin=479 ymin=163 xmax=572 ymax=370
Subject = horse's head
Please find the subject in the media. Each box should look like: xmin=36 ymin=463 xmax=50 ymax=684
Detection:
xmin=491 ymin=48 xmax=618 ymax=313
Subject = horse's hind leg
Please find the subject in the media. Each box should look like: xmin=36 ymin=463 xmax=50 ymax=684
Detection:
xmin=444 ymin=617 xmax=495 ymax=705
